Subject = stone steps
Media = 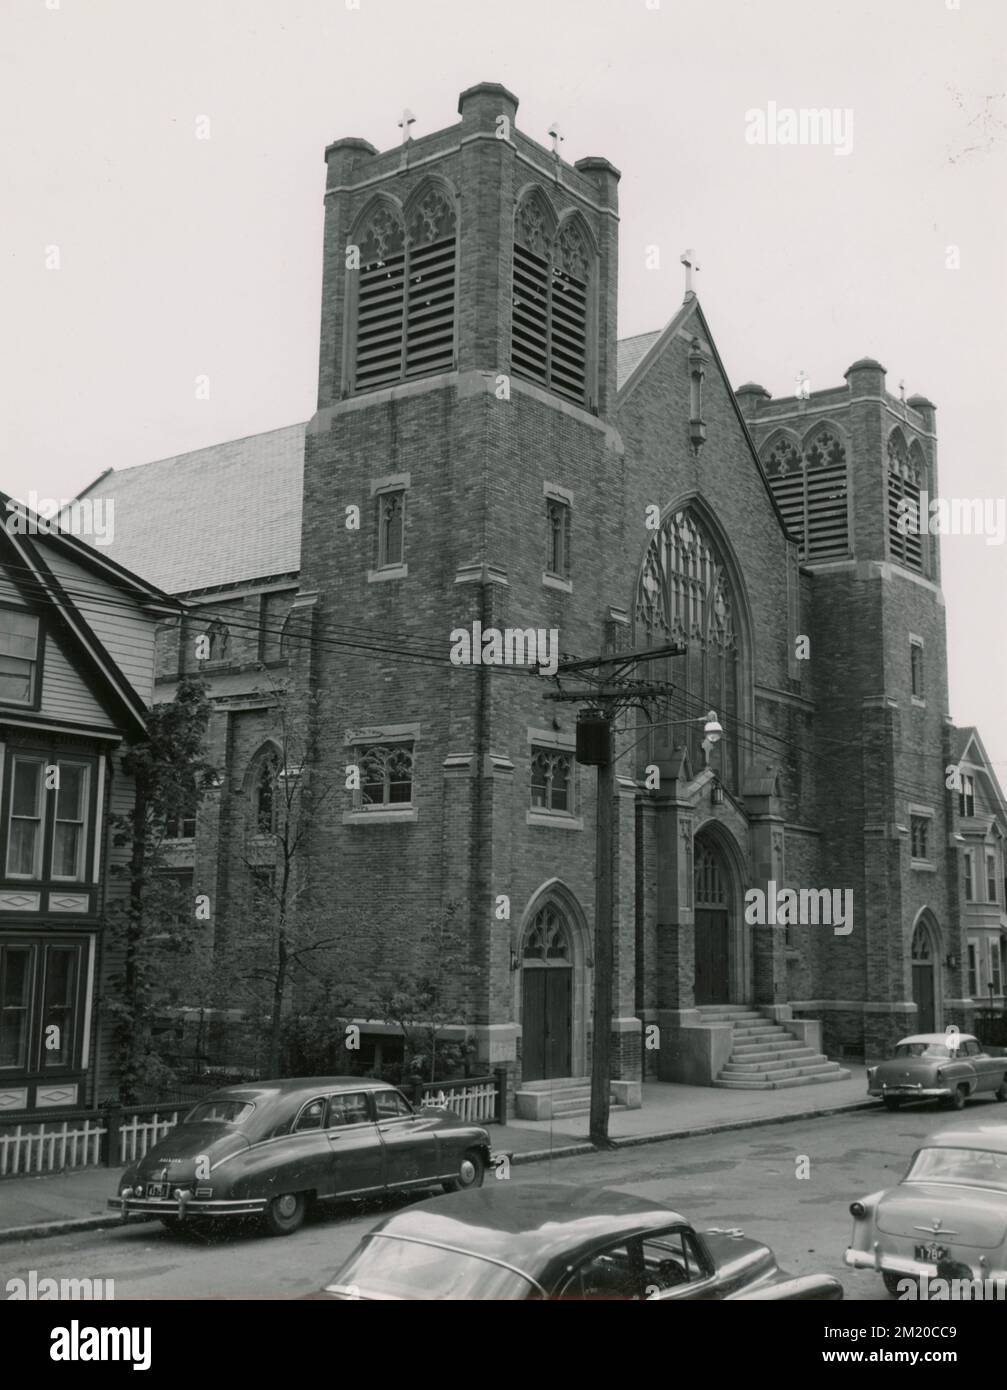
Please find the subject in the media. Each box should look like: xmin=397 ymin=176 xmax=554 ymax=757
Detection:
xmin=697 ymin=1004 xmax=851 ymax=1091
xmin=514 ymin=1077 xmax=628 ymax=1120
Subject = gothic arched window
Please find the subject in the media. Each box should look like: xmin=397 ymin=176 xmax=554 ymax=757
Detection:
xmin=635 ymin=508 xmax=741 ymax=790
xmin=523 ymin=904 xmax=571 ymax=962
xmin=887 ymin=429 xmax=923 ymax=572
xmin=763 ymin=427 xmax=848 ymax=560
xmin=251 ymin=748 xmax=281 ymax=835
xmin=350 ymin=184 xmax=457 ymax=394
xmin=512 ymin=192 xmax=594 ymax=406
xmin=206 ymin=618 xmax=230 ymax=664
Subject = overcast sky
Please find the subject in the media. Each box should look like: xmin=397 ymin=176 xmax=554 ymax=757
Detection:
xmin=2 ymin=0 xmax=1004 ymax=775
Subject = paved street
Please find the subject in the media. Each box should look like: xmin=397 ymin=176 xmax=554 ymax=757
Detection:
xmin=3 ymin=1101 xmax=1001 ymax=1301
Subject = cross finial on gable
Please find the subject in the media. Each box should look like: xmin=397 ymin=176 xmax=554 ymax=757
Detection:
xmin=548 ymin=121 xmax=564 ymax=156
xmin=398 ymin=108 xmax=416 ymax=143
xmin=680 ymin=248 xmax=700 ymax=298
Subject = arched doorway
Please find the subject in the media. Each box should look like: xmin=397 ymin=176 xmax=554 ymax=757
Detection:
xmin=694 ymin=833 xmax=731 ymax=1004
xmin=521 ymin=904 xmax=573 ymax=1080
xmin=911 ymin=917 xmax=939 ymax=1033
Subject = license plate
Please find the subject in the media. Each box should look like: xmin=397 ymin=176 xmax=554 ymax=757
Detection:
xmin=147 ymin=1183 xmax=168 ymax=1199
xmin=914 ymin=1242 xmax=947 ymax=1263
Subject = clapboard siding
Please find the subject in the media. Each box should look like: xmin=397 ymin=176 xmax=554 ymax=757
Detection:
xmin=40 ymin=634 xmax=113 ymax=726
xmin=43 ymin=549 xmax=157 ymax=706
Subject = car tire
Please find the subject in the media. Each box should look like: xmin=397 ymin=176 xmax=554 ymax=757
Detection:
xmin=883 ymin=1271 xmax=915 ymax=1299
xmin=996 ymin=1078 xmax=1007 ymax=1102
xmin=882 ymin=1096 xmax=901 ymax=1112
xmin=262 ymin=1192 xmax=306 ymax=1237
xmin=949 ymin=1085 xmax=968 ymax=1111
xmin=442 ymin=1148 xmax=485 ymax=1194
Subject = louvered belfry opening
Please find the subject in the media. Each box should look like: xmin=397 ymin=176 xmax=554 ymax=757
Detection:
xmin=764 ymin=429 xmax=849 ymax=561
xmin=352 ymin=186 xmax=457 ymax=393
xmin=512 ymin=190 xmax=592 ymax=406
xmin=886 ymin=431 xmax=924 ymax=572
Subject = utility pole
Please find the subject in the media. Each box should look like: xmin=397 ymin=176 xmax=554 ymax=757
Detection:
xmin=546 ymin=643 xmax=685 ymax=1146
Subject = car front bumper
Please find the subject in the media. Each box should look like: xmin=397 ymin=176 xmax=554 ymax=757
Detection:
xmin=108 ymin=1194 xmax=267 ymax=1219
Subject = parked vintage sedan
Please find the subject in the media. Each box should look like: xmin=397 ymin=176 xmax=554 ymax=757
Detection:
xmin=846 ymin=1124 xmax=1007 ymax=1296
xmin=867 ymin=1033 xmax=1007 ymax=1111
xmin=109 ymin=1077 xmax=494 ymax=1236
xmin=310 ymin=1184 xmax=844 ymax=1300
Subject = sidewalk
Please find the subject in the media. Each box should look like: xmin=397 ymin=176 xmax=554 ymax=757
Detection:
xmin=0 ymin=1067 xmax=870 ymax=1243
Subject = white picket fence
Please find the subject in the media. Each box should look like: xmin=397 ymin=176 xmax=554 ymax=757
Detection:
xmin=421 ymin=1080 xmax=497 ymax=1123
xmin=117 ymin=1110 xmax=182 ymax=1166
xmin=0 ymin=1108 xmax=183 ymax=1178
xmin=0 ymin=1118 xmax=106 ymax=1177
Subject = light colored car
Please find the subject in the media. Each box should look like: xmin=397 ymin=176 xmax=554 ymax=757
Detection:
xmin=867 ymin=1033 xmax=1007 ymax=1111
xmin=845 ymin=1123 xmax=1007 ymax=1296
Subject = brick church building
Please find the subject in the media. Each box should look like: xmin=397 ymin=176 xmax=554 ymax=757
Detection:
xmin=81 ymin=83 xmax=1006 ymax=1111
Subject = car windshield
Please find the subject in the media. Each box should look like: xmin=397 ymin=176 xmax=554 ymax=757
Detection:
xmin=183 ymin=1099 xmax=255 ymax=1126
xmin=894 ymin=1043 xmax=953 ymax=1059
xmin=906 ymin=1147 xmax=1007 ymax=1192
xmin=330 ymin=1235 xmax=541 ymax=1300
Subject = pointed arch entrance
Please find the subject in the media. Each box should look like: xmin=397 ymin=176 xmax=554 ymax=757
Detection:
xmin=911 ymin=914 xmax=941 ymax=1033
xmin=517 ymin=884 xmax=590 ymax=1082
xmin=521 ymin=904 xmax=573 ymax=1080
xmin=694 ymin=832 xmax=732 ymax=1004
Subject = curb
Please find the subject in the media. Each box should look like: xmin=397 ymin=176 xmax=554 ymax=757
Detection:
xmin=0 ymin=1096 xmax=878 ymax=1244
xmin=509 ymin=1096 xmax=878 ymax=1165
xmin=0 ymin=1212 xmax=153 ymax=1246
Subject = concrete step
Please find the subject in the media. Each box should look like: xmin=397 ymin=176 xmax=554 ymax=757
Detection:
xmin=518 ymin=1076 xmax=591 ymax=1092
xmin=730 ymin=1027 xmax=790 ymax=1041
xmin=713 ymin=1068 xmax=852 ymax=1091
xmin=730 ymin=1042 xmax=817 ymax=1060
xmin=721 ymin=1056 xmax=833 ymax=1077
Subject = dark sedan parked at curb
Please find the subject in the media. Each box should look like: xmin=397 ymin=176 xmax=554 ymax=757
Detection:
xmin=109 ymin=1077 xmax=495 ymax=1236
xmin=867 ymin=1033 xmax=1007 ymax=1112
xmin=310 ymin=1184 xmax=844 ymax=1300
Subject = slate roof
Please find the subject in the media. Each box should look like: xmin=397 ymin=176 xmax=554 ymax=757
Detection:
xmin=79 ymin=335 xmax=669 ymax=597
xmin=617 ymin=330 xmax=662 ymax=390
xmin=79 ymin=422 xmax=305 ymax=595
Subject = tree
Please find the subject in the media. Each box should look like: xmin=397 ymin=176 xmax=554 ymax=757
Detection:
xmin=373 ymin=901 xmax=479 ymax=1084
xmin=104 ymin=677 xmax=215 ymax=1104
xmin=214 ymin=677 xmax=354 ymax=1076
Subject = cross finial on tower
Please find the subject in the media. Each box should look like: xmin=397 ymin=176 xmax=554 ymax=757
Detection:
xmin=548 ymin=121 xmax=564 ymax=156
xmin=398 ymin=108 xmax=416 ymax=143
xmin=680 ymin=248 xmax=700 ymax=298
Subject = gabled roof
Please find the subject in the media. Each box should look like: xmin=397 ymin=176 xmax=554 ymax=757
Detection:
xmin=78 ymin=422 xmax=305 ymax=595
xmin=953 ymin=725 xmax=1007 ymax=816
xmin=0 ymin=493 xmax=179 ymax=739
xmin=615 ymin=298 xmax=795 ymax=543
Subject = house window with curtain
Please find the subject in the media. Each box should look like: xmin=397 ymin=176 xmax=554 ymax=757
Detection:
xmin=0 ymin=608 xmax=41 ymax=707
